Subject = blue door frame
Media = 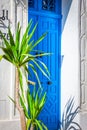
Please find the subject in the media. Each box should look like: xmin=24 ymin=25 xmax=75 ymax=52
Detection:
xmin=28 ymin=1 xmax=61 ymax=129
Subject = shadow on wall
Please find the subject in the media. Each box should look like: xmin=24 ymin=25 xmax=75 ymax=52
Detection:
xmin=62 ymin=0 xmax=73 ymax=31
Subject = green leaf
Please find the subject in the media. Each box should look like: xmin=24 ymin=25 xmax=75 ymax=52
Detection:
xmin=35 ymin=59 xmax=50 ymax=76
xmin=8 ymin=96 xmax=15 ymax=104
xmin=35 ymin=120 xmax=43 ymax=130
xmin=27 ymin=89 xmax=33 ymax=118
xmin=29 ymin=63 xmax=41 ymax=88
xmin=8 ymin=27 xmax=15 ymax=46
xmin=0 ymin=55 xmax=3 ymax=61
xmin=19 ymin=40 xmax=34 ymax=63
xmin=18 ymin=69 xmax=26 ymax=103
xmin=35 ymin=87 xmax=40 ymax=107
xmin=33 ymin=52 xmax=51 ymax=58
xmin=28 ymin=40 xmax=34 ymax=50
xmin=41 ymin=122 xmax=48 ymax=130
xmin=23 ymin=64 xmax=28 ymax=73
xmin=11 ymin=46 xmax=18 ymax=61
xmin=20 ymin=95 xmax=29 ymax=119
xmin=27 ymin=119 xmax=31 ymax=130
xmin=39 ymin=92 xmax=46 ymax=109
xmin=31 ymin=59 xmax=50 ymax=80
xmin=3 ymin=55 xmax=13 ymax=63
xmin=0 ymin=47 xmax=14 ymax=60
xmin=28 ymin=22 xmax=38 ymax=43
xmin=32 ymin=85 xmax=36 ymax=99
xmin=34 ymin=91 xmax=46 ymax=119
xmin=21 ymin=19 xmax=33 ymax=46
xmin=31 ymin=32 xmax=47 ymax=50
xmin=15 ymin=22 xmax=21 ymax=50
xmin=18 ymin=69 xmax=23 ymax=93
xmin=20 ymin=19 xmax=33 ymax=54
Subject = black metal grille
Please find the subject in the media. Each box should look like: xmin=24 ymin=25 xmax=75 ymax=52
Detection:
xmin=28 ymin=0 xmax=34 ymax=8
xmin=42 ymin=0 xmax=55 ymax=11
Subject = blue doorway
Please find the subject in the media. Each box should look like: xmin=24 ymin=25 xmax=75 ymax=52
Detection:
xmin=28 ymin=0 xmax=61 ymax=129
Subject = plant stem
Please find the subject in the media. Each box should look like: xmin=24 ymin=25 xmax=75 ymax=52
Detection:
xmin=30 ymin=124 xmax=35 ymax=130
xmin=15 ymin=67 xmax=26 ymax=130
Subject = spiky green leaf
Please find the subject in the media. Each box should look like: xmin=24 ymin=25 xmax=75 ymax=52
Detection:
xmin=27 ymin=119 xmax=31 ymax=130
xmin=0 ymin=55 xmax=3 ymax=61
xmin=20 ymin=95 xmax=29 ymax=119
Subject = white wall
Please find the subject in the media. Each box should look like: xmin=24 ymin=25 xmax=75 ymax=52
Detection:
xmin=61 ymin=0 xmax=80 ymax=114
xmin=0 ymin=0 xmax=28 ymax=129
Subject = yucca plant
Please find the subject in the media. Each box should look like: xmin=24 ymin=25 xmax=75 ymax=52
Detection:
xmin=0 ymin=19 xmax=50 ymax=130
xmin=20 ymin=85 xmax=48 ymax=130
xmin=59 ymin=97 xmax=82 ymax=130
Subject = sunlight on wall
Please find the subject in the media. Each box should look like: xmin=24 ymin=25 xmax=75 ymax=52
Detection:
xmin=61 ymin=0 xmax=80 ymax=116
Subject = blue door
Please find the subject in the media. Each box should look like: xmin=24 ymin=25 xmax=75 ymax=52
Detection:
xmin=28 ymin=0 xmax=61 ymax=129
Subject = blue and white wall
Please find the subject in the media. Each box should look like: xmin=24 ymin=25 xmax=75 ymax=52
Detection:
xmin=0 ymin=0 xmax=87 ymax=129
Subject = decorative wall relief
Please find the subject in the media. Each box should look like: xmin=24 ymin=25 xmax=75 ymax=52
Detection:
xmin=0 ymin=9 xmax=10 ymax=41
xmin=80 ymin=0 xmax=87 ymax=109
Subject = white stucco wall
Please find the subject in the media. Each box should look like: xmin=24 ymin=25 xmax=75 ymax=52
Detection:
xmin=0 ymin=0 xmax=28 ymax=130
xmin=61 ymin=0 xmax=87 ymax=129
xmin=61 ymin=0 xmax=80 ymax=117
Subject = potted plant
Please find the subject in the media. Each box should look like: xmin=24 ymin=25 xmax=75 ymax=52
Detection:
xmin=0 ymin=19 xmax=50 ymax=130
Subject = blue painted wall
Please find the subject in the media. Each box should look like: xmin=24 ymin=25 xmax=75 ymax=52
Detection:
xmin=28 ymin=0 xmax=61 ymax=129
